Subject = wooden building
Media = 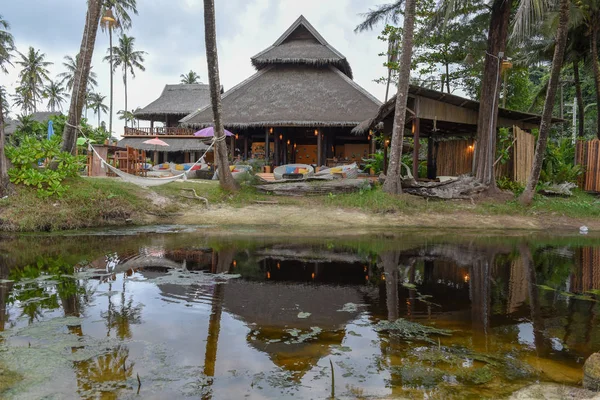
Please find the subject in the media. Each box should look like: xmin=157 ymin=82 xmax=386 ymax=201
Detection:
xmin=180 ymin=15 xmax=382 ymax=167
xmin=353 ymin=86 xmax=562 ymax=179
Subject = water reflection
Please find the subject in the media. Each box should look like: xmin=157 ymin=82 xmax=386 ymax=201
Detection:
xmin=0 ymin=232 xmax=599 ymax=398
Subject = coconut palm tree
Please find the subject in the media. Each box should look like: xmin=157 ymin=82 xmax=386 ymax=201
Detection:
xmin=0 ymin=14 xmax=14 ymax=197
xmin=117 ymin=109 xmax=134 ymax=128
xmin=57 ymin=54 xmax=98 ymax=93
xmin=180 ymin=70 xmax=201 ymax=84
xmin=11 ymin=85 xmax=33 ymax=115
xmin=105 ymin=35 xmax=146 ymax=128
xmin=0 ymin=86 xmax=8 ymax=117
xmin=15 ymin=47 xmax=52 ymax=113
xmin=88 ymin=92 xmax=108 ymax=126
xmin=519 ymin=0 xmax=572 ymax=205
xmin=203 ymin=0 xmax=237 ymax=191
xmin=61 ymin=0 xmax=103 ymax=155
xmin=44 ymin=79 xmax=67 ymax=112
xmin=101 ymin=0 xmax=138 ymax=136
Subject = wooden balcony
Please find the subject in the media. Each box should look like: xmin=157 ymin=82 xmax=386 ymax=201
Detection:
xmin=123 ymin=126 xmax=196 ymax=137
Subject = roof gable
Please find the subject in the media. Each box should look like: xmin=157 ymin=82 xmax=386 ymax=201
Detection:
xmin=251 ymin=15 xmax=353 ymax=79
xmin=134 ymin=84 xmax=213 ymax=120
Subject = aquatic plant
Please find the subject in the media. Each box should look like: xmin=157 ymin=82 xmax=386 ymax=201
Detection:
xmin=375 ymin=318 xmax=452 ymax=344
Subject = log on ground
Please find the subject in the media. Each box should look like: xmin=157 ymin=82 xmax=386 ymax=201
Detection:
xmin=401 ymin=176 xmax=487 ymax=199
xmin=255 ymin=179 xmax=371 ymax=196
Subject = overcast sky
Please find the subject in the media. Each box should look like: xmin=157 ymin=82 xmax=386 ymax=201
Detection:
xmin=3 ymin=0 xmax=390 ymax=136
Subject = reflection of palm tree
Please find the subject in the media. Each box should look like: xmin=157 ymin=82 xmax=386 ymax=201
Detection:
xmin=102 ymin=279 xmax=142 ymax=340
xmin=74 ymin=345 xmax=134 ymax=399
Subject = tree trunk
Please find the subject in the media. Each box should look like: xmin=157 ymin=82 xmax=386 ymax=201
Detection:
xmin=61 ymin=0 xmax=103 ymax=155
xmin=519 ymin=0 xmax=570 ymax=205
xmin=203 ymin=0 xmax=238 ymax=191
xmin=445 ymin=63 xmax=450 ymax=93
xmin=573 ymin=60 xmax=585 ymax=138
xmin=0 ymin=90 xmax=9 ymax=197
xmin=473 ymin=0 xmax=511 ymax=188
xmin=382 ymin=0 xmax=417 ymax=194
xmin=98 ymin=108 xmax=101 ymax=127
xmin=124 ymin=68 xmax=128 ymax=130
xmin=591 ymin=27 xmax=600 ymax=139
xmin=109 ymin=27 xmax=113 ymax=136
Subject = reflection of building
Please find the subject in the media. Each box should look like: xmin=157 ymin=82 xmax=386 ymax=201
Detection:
xmin=572 ymin=247 xmax=600 ymax=292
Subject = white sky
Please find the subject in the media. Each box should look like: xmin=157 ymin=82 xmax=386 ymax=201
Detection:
xmin=3 ymin=0 xmax=390 ymax=137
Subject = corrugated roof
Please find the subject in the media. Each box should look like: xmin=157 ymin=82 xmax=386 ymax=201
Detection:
xmin=251 ymin=15 xmax=353 ymax=79
xmin=181 ymin=65 xmax=381 ymax=129
xmin=134 ymin=84 xmax=212 ymax=120
xmin=117 ymin=137 xmax=210 ymax=152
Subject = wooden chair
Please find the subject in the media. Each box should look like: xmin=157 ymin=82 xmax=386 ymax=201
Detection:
xmin=115 ymin=150 xmax=129 ymax=174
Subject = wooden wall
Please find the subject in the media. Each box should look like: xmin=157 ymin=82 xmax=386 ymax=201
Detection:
xmin=576 ymin=139 xmax=600 ymax=192
xmin=512 ymin=126 xmax=535 ymax=185
xmin=435 ymin=139 xmax=475 ymax=176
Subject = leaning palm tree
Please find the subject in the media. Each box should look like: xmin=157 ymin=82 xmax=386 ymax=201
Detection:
xmin=88 ymin=92 xmax=108 ymax=126
xmin=203 ymin=0 xmax=237 ymax=191
xmin=180 ymin=70 xmax=201 ymax=84
xmin=519 ymin=0 xmax=571 ymax=205
xmin=0 ymin=14 xmax=14 ymax=197
xmin=15 ymin=47 xmax=52 ymax=113
xmin=101 ymin=0 xmax=138 ymax=136
xmin=105 ymin=34 xmax=146 ymax=128
xmin=57 ymin=54 xmax=98 ymax=93
xmin=61 ymin=0 xmax=103 ymax=155
xmin=43 ymin=79 xmax=67 ymax=112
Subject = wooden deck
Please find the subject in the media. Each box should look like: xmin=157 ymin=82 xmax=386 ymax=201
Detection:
xmin=123 ymin=126 xmax=196 ymax=136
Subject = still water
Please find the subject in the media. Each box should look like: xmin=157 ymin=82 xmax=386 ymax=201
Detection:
xmin=0 ymin=227 xmax=599 ymax=399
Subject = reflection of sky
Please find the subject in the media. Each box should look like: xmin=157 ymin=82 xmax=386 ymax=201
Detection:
xmin=517 ymin=322 xmax=535 ymax=348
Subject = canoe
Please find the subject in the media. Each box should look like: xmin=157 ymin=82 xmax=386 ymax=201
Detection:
xmin=273 ymin=164 xmax=314 ymax=180
xmin=315 ymin=162 xmax=359 ymax=179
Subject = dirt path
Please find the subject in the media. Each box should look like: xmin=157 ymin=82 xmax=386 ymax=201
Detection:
xmin=153 ymin=204 xmax=599 ymax=232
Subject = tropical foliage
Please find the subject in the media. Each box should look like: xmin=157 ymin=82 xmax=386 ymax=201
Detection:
xmin=87 ymin=92 xmax=109 ymax=126
xmin=180 ymin=70 xmax=201 ymax=84
xmin=15 ymin=47 xmax=52 ymax=113
xmin=43 ymin=80 xmax=67 ymax=112
xmin=57 ymin=54 xmax=98 ymax=92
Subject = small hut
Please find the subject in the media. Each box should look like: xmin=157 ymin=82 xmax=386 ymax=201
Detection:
xmin=353 ymin=86 xmax=563 ymax=181
xmin=181 ymin=15 xmax=382 ymax=167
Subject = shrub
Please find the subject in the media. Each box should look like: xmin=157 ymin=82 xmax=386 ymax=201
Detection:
xmin=6 ymin=136 xmax=84 ymax=198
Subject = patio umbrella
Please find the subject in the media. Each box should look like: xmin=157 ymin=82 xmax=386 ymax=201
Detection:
xmin=47 ymin=120 xmax=54 ymax=140
xmin=143 ymin=137 xmax=170 ymax=165
xmin=193 ymin=127 xmax=234 ymax=138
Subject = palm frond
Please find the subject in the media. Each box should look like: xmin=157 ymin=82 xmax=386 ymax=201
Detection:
xmin=355 ymin=0 xmax=404 ymax=32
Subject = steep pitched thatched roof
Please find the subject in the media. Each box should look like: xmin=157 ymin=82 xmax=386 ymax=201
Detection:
xmin=353 ymin=85 xmax=564 ymax=134
xmin=181 ymin=65 xmax=381 ymax=129
xmin=30 ymin=111 xmax=62 ymax=123
xmin=134 ymin=84 xmax=213 ymax=121
xmin=251 ymin=15 xmax=352 ymax=79
xmin=117 ymin=137 xmax=210 ymax=152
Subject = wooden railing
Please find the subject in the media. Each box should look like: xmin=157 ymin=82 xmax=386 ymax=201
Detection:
xmin=123 ymin=126 xmax=196 ymax=136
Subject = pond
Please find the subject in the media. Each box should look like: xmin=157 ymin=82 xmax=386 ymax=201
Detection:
xmin=0 ymin=227 xmax=599 ymax=399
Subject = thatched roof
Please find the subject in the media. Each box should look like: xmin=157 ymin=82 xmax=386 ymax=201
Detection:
xmin=30 ymin=111 xmax=62 ymax=123
xmin=4 ymin=118 xmax=18 ymax=136
xmin=181 ymin=65 xmax=381 ymax=129
xmin=251 ymin=15 xmax=352 ymax=79
xmin=134 ymin=84 xmax=213 ymax=121
xmin=353 ymin=85 xmax=564 ymax=134
xmin=117 ymin=137 xmax=210 ymax=152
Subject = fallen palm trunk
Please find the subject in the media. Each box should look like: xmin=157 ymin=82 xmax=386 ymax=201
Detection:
xmin=401 ymin=175 xmax=487 ymax=199
xmin=255 ymin=179 xmax=370 ymax=196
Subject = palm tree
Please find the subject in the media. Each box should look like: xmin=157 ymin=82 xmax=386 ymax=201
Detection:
xmin=105 ymin=34 xmax=146 ymax=128
xmin=101 ymin=0 xmax=138 ymax=137
xmin=382 ymin=0 xmax=417 ymax=194
xmin=180 ymin=70 xmax=201 ymax=84
xmin=44 ymin=80 xmax=67 ymax=112
xmin=15 ymin=47 xmax=52 ymax=113
xmin=0 ymin=86 xmax=8 ymax=117
xmin=12 ymin=85 xmax=34 ymax=115
xmin=117 ymin=109 xmax=134 ymax=128
xmin=61 ymin=0 xmax=103 ymax=155
xmin=519 ymin=0 xmax=571 ymax=205
xmin=0 ymin=14 xmax=14 ymax=197
xmin=57 ymin=55 xmax=98 ymax=92
xmin=88 ymin=92 xmax=108 ymax=126
xmin=203 ymin=0 xmax=237 ymax=191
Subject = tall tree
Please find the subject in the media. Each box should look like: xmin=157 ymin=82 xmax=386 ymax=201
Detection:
xmin=101 ymin=0 xmax=138 ymax=136
xmin=383 ymin=0 xmax=418 ymax=194
xmin=88 ymin=92 xmax=108 ymax=126
xmin=57 ymin=54 xmax=98 ymax=92
xmin=117 ymin=109 xmax=134 ymax=129
xmin=519 ymin=0 xmax=571 ymax=205
xmin=16 ymin=47 xmax=52 ymax=113
xmin=180 ymin=70 xmax=201 ymax=84
xmin=577 ymin=0 xmax=600 ymax=138
xmin=11 ymin=85 xmax=33 ymax=115
xmin=43 ymin=79 xmax=67 ymax=112
xmin=61 ymin=0 xmax=103 ymax=155
xmin=0 ymin=86 xmax=9 ymax=117
xmin=0 ymin=14 xmax=13 ymax=197
xmin=105 ymin=34 xmax=146 ymax=129
xmin=203 ymin=0 xmax=237 ymax=191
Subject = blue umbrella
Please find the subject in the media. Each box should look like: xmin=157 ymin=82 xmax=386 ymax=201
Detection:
xmin=47 ymin=120 xmax=54 ymax=140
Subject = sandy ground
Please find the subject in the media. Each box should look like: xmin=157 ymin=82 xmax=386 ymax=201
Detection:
xmin=145 ymin=203 xmax=600 ymax=232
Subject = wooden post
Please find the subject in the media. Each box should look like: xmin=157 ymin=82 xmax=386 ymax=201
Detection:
xmin=412 ymin=117 xmax=420 ymax=179
xmin=370 ymin=131 xmax=376 ymax=155
xmin=427 ymin=135 xmax=435 ymax=179
xmin=384 ymin=138 xmax=388 ymax=175
xmin=244 ymin=134 xmax=248 ymax=160
xmin=265 ymin=128 xmax=270 ymax=165
xmin=317 ymin=130 xmax=322 ymax=167
xmin=274 ymin=133 xmax=280 ymax=166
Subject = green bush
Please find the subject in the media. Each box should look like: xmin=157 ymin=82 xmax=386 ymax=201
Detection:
xmin=364 ymin=151 xmax=384 ymax=174
xmin=497 ymin=176 xmax=524 ymax=194
xmin=6 ymin=135 xmax=84 ymax=198
xmin=540 ymin=138 xmax=582 ymax=184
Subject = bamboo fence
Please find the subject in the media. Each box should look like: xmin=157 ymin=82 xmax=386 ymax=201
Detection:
xmin=576 ymin=139 xmax=600 ymax=192
xmin=435 ymin=139 xmax=475 ymax=177
xmin=571 ymin=247 xmax=600 ymax=292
